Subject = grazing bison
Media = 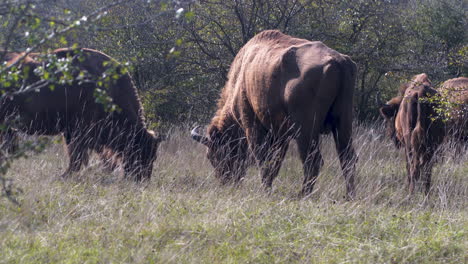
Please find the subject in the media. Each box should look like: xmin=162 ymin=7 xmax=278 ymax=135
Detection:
xmin=0 ymin=48 xmax=162 ymax=180
xmin=438 ymin=77 xmax=468 ymax=144
xmin=379 ymin=74 xmax=445 ymax=194
xmin=191 ymin=30 xmax=357 ymax=199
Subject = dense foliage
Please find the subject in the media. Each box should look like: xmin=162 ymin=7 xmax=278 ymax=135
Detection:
xmin=2 ymin=0 xmax=466 ymax=126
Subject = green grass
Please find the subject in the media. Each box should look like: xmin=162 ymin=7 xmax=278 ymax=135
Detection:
xmin=1 ymin=124 xmax=467 ymax=263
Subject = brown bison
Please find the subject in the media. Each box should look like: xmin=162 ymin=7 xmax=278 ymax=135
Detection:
xmin=0 ymin=48 xmax=162 ymax=180
xmin=438 ymin=77 xmax=468 ymax=144
xmin=379 ymin=74 xmax=445 ymax=194
xmin=191 ymin=30 xmax=357 ymax=199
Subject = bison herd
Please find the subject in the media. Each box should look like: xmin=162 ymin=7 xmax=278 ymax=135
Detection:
xmin=1 ymin=30 xmax=466 ymax=198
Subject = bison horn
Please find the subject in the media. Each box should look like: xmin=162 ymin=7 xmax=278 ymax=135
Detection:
xmin=191 ymin=126 xmax=210 ymax=146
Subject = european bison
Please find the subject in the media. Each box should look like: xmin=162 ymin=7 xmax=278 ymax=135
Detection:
xmin=0 ymin=48 xmax=162 ymax=180
xmin=191 ymin=30 xmax=357 ymax=199
xmin=379 ymin=74 xmax=445 ymax=194
xmin=438 ymin=77 xmax=468 ymax=144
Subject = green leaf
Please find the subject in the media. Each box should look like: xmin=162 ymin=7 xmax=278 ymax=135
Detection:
xmin=185 ymin=11 xmax=194 ymax=20
xmin=59 ymin=36 xmax=68 ymax=45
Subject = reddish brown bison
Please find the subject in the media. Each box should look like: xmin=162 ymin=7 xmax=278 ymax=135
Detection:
xmin=379 ymin=74 xmax=445 ymax=194
xmin=0 ymin=48 xmax=162 ymax=180
xmin=191 ymin=30 xmax=357 ymax=199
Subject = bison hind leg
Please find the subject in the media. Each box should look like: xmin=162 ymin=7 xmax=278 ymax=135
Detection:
xmin=61 ymin=135 xmax=91 ymax=179
xmin=328 ymin=113 xmax=357 ymax=200
xmin=246 ymin=124 xmax=291 ymax=191
xmin=296 ymin=134 xmax=323 ymax=197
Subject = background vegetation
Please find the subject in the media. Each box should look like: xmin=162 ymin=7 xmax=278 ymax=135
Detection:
xmin=1 ymin=0 xmax=467 ymax=127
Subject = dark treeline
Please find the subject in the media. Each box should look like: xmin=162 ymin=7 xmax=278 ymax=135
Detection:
xmin=1 ymin=0 xmax=467 ymax=129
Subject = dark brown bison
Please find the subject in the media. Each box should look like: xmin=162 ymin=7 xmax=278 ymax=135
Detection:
xmin=379 ymin=74 xmax=445 ymax=194
xmin=191 ymin=30 xmax=357 ymax=199
xmin=438 ymin=77 xmax=468 ymax=144
xmin=0 ymin=48 xmax=162 ymax=180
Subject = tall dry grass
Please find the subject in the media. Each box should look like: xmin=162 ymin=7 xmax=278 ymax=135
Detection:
xmin=154 ymin=122 xmax=467 ymax=209
xmin=0 ymin=122 xmax=466 ymax=263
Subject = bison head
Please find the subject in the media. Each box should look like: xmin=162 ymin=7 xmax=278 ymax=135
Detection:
xmin=379 ymin=96 xmax=403 ymax=148
xmin=191 ymin=125 xmax=248 ymax=184
xmin=130 ymin=129 xmax=164 ymax=181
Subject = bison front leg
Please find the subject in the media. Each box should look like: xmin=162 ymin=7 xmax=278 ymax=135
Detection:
xmin=122 ymin=146 xmax=151 ymax=182
xmin=260 ymin=142 xmax=289 ymax=190
xmin=420 ymin=153 xmax=436 ymax=195
xmin=122 ymin=150 xmax=144 ymax=182
xmin=422 ymin=166 xmax=432 ymax=195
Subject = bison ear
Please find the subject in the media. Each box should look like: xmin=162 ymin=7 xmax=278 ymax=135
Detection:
xmin=379 ymin=96 xmax=402 ymax=119
xmin=379 ymin=103 xmax=399 ymax=120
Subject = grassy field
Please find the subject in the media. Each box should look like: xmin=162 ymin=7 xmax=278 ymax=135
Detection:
xmin=0 ymin=123 xmax=467 ymax=263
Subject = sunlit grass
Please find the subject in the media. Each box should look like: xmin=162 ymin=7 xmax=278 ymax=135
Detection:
xmin=1 ymin=123 xmax=467 ymax=263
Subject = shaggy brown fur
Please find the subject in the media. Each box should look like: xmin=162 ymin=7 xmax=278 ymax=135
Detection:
xmin=0 ymin=48 xmax=162 ymax=180
xmin=438 ymin=77 xmax=468 ymax=143
xmin=192 ymin=30 xmax=358 ymax=199
xmin=380 ymin=73 xmax=432 ymax=148
xmin=380 ymin=74 xmax=445 ymax=194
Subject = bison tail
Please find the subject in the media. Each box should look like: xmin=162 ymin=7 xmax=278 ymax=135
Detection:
xmin=335 ymin=56 xmax=357 ymax=121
